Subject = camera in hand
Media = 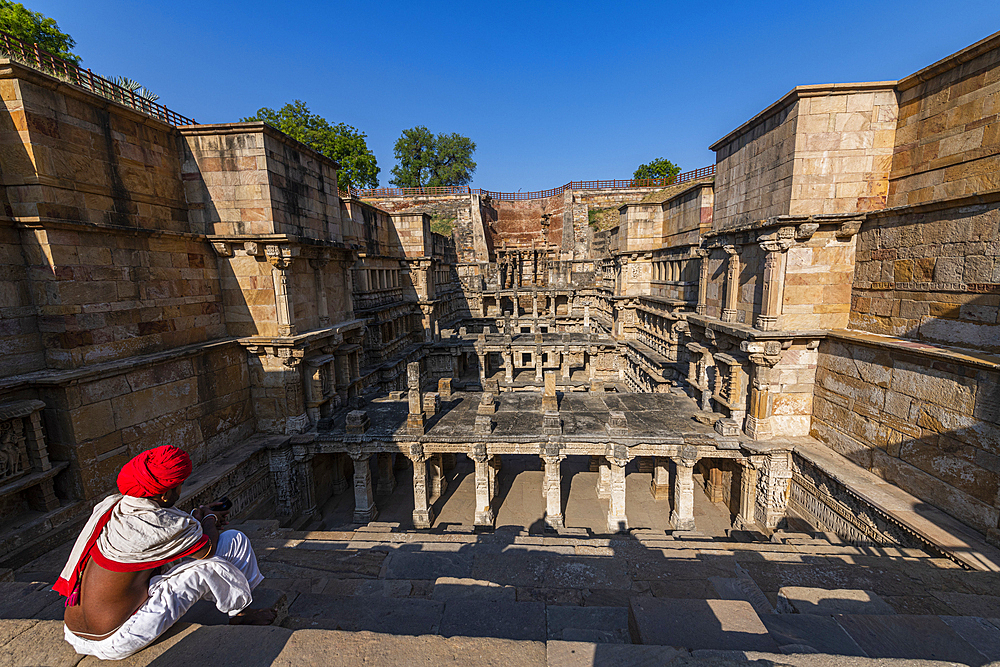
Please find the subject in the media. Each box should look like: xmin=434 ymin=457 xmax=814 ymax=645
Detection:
xmin=214 ymin=496 xmax=232 ymax=512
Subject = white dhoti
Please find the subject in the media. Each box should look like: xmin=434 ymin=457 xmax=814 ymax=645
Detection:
xmin=63 ymin=530 xmax=264 ymax=661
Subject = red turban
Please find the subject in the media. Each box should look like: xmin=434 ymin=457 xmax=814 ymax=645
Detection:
xmin=117 ymin=445 xmax=192 ymax=497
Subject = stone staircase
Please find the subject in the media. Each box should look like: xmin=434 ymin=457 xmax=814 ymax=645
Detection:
xmin=3 ymin=518 xmax=1000 ymax=665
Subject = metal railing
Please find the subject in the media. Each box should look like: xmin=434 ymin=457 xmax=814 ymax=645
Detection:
xmin=350 ymin=165 xmax=716 ymax=201
xmin=0 ymin=30 xmax=195 ymax=126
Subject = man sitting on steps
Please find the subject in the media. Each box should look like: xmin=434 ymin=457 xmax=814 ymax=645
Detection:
xmin=55 ymin=444 xmax=276 ymax=660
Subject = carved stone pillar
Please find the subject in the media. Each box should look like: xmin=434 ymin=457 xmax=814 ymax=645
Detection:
xmin=407 ymin=361 xmax=425 ymax=435
xmin=561 ymin=349 xmax=570 ymax=379
xmin=760 ymin=451 xmax=792 ymax=529
xmin=350 ymin=452 xmax=378 ymax=523
xmin=331 ymin=453 xmax=349 ymax=495
xmin=706 ymin=463 xmax=725 ymax=503
xmin=757 ymin=238 xmax=792 ymax=331
xmin=266 ymin=245 xmax=297 ymax=336
xmin=377 ymin=452 xmax=397 ymax=496
xmin=311 ymin=257 xmax=331 ymax=327
xmin=472 ymin=447 xmax=494 ymax=527
xmin=477 ymin=351 xmax=488 ymax=385
xmin=743 ymin=343 xmax=781 ymax=441
xmin=430 ymin=453 xmax=448 ymax=499
xmin=596 ymin=456 xmax=611 ymax=499
xmin=503 ymin=351 xmax=514 ymax=383
xmin=721 ymin=246 xmax=740 ymax=323
xmin=695 ymin=249 xmax=709 ymax=315
xmin=489 ymin=454 xmax=501 ymax=502
xmin=293 ymin=448 xmax=317 ymax=518
xmin=734 ymin=457 xmax=759 ymax=529
xmin=651 ymin=456 xmax=670 ymax=500
xmin=670 ymin=448 xmax=698 ymax=531
xmin=542 ymin=454 xmax=564 ymax=529
xmin=607 ymin=450 xmax=629 ymax=533
xmin=408 ymin=445 xmax=434 ymax=528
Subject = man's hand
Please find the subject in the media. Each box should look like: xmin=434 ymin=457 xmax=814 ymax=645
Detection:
xmin=206 ymin=500 xmax=230 ymax=527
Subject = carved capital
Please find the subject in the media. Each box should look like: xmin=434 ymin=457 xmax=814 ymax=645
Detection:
xmin=210 ymin=241 xmax=232 ymax=257
xmin=265 ymin=244 xmax=297 ymax=269
xmin=796 ymin=222 xmax=819 ymax=240
xmin=723 ymin=245 xmax=738 ymax=256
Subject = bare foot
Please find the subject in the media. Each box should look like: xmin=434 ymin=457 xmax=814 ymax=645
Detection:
xmin=229 ymin=608 xmax=277 ymax=626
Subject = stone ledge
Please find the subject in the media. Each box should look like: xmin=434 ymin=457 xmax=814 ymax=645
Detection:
xmin=789 ymin=437 xmax=1000 ymax=572
xmin=826 ymin=329 xmax=1000 ymax=371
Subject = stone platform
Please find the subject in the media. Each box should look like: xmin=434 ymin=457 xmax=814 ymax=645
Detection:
xmin=5 ymin=512 xmax=1000 ymax=665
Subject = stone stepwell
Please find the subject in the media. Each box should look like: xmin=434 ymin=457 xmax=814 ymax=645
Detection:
xmin=4 ymin=517 xmax=1000 ymax=666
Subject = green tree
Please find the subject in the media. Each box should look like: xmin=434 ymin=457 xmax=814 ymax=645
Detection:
xmin=633 ymin=157 xmax=681 ymax=184
xmin=242 ymin=100 xmax=379 ymax=191
xmin=0 ymin=1 xmax=79 ymax=64
xmin=390 ymin=126 xmax=476 ymax=188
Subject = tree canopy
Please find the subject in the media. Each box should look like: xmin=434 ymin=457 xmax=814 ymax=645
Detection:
xmin=634 ymin=157 xmax=681 ymax=183
xmin=390 ymin=126 xmax=476 ymax=188
xmin=0 ymin=1 xmax=79 ymax=63
xmin=242 ymin=101 xmax=379 ymax=191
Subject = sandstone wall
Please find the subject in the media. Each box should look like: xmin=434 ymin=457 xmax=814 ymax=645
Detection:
xmin=20 ymin=226 xmax=225 ymax=368
xmin=180 ymin=125 xmax=343 ymax=242
xmin=34 ymin=341 xmax=254 ymax=502
xmin=850 ymin=199 xmax=1000 ymax=351
xmin=492 ymin=196 xmax=565 ymax=249
xmin=712 ymin=100 xmax=798 ymax=230
xmin=812 ymin=334 xmax=1000 ymax=535
xmin=780 ymin=229 xmax=857 ymax=331
xmin=663 ymin=184 xmax=713 ymax=248
xmin=890 ymin=33 xmax=1000 ymax=207
xmin=711 ymin=84 xmax=896 ymax=231
xmin=0 ymin=221 xmax=44 ymax=375
xmin=0 ymin=62 xmax=189 ymax=233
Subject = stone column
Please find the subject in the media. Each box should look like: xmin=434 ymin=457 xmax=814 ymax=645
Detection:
xmin=596 ymin=456 xmax=611 ymax=499
xmin=542 ymin=454 xmax=564 ymax=530
xmin=706 ymin=463 xmax=725 ymax=503
xmin=670 ymin=448 xmax=698 ymax=531
xmin=430 ymin=453 xmax=448 ymax=499
xmin=584 ymin=304 xmax=590 ymax=328
xmin=651 ymin=456 xmax=670 ymax=500
xmin=377 ymin=452 xmax=396 ymax=496
xmin=532 ymin=292 xmax=538 ymax=319
xmin=760 ymin=451 xmax=792 ymax=529
xmin=721 ymin=246 xmax=740 ymax=323
xmin=542 ymin=371 xmax=558 ymax=412
xmin=311 ymin=257 xmax=331 ymax=327
xmin=266 ymin=245 xmax=297 ymax=336
xmin=407 ymin=361 xmax=425 ymax=434
xmin=561 ymin=349 xmax=571 ymax=379
xmin=742 ymin=342 xmax=781 ymax=441
xmin=757 ymin=239 xmax=791 ymax=331
xmin=477 ymin=351 xmax=488 ymax=385
xmin=734 ymin=457 xmax=759 ymax=529
xmin=409 ymin=446 xmax=434 ymax=528
xmin=503 ymin=351 xmax=514 ymax=383
xmin=350 ymin=452 xmax=378 ymax=523
xmin=607 ymin=451 xmax=629 ymax=533
xmin=695 ymin=249 xmax=709 ymax=315
xmin=472 ymin=447 xmax=495 ymax=527
xmin=331 ymin=453 xmax=349 ymax=495
xmin=293 ymin=449 xmax=317 ymax=519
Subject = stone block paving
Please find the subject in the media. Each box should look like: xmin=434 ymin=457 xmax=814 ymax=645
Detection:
xmin=7 ymin=510 xmax=1000 ymax=665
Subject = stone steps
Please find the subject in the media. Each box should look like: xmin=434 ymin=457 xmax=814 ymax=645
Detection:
xmin=0 ymin=619 xmax=987 ymax=666
xmin=8 ymin=520 xmax=1000 ymax=664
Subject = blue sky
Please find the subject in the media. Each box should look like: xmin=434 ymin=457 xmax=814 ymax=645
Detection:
xmin=27 ymin=1 xmax=1000 ymax=192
